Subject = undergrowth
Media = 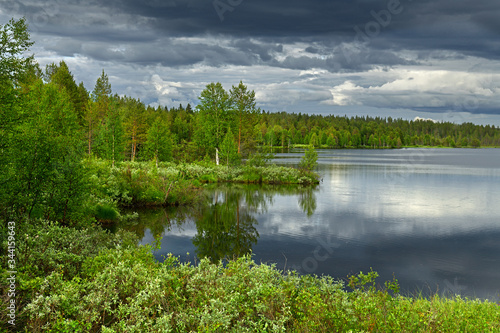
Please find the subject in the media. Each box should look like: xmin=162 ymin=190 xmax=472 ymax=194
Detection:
xmin=3 ymin=229 xmax=497 ymax=332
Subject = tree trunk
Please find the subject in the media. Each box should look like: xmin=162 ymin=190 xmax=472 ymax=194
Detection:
xmin=131 ymin=130 xmax=136 ymax=162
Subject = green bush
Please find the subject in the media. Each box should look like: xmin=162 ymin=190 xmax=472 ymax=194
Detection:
xmin=83 ymin=158 xmax=318 ymax=214
xmin=239 ymin=168 xmax=263 ymax=183
xmin=299 ymin=145 xmax=318 ymax=171
xmin=95 ymin=203 xmax=119 ymax=221
xmin=199 ymin=173 xmax=218 ymax=183
xmin=21 ymin=249 xmax=500 ymax=333
xmin=0 ymin=220 xmax=138 ymax=330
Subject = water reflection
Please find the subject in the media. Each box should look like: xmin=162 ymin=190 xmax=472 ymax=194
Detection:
xmin=123 ymin=183 xmax=319 ymax=262
xmin=121 ymin=206 xmax=197 ymax=242
xmin=192 ymin=187 xmax=260 ymax=261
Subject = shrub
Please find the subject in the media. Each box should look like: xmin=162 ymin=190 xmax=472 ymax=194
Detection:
xmin=0 ymin=220 xmax=138 ymax=330
xmin=95 ymin=203 xmax=119 ymax=222
xmin=21 ymin=250 xmax=500 ymax=333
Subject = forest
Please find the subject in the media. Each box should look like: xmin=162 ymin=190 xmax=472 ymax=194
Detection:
xmin=24 ymin=64 xmax=500 ymax=164
xmin=3 ymin=20 xmax=499 ymax=175
xmin=2 ymin=17 xmax=500 ymax=332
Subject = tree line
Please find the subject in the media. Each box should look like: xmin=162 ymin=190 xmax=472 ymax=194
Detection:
xmin=15 ymin=59 xmax=500 ymax=167
xmin=26 ymin=63 xmax=500 ymax=162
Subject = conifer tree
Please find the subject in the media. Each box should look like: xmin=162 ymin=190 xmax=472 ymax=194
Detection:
xmin=86 ymin=70 xmax=112 ymax=156
xmin=46 ymin=61 xmax=88 ymax=124
xmin=122 ymin=97 xmax=148 ymax=161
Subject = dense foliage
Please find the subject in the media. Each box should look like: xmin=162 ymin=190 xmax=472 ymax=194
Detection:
xmin=85 ymin=159 xmax=317 ymax=215
xmin=0 ymin=18 xmax=318 ymax=225
xmin=258 ymin=112 xmax=500 ymax=149
xmin=21 ymin=252 xmax=500 ymax=332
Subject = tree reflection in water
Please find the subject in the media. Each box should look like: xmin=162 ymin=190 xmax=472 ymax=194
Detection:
xmin=193 ymin=183 xmax=318 ymax=262
xmin=193 ymin=185 xmax=262 ymax=262
xmin=119 ymin=183 xmax=318 ymax=262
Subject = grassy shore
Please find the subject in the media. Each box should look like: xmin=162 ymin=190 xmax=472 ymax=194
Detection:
xmin=2 ymin=219 xmax=499 ymax=332
xmin=9 ymin=222 xmax=498 ymax=332
xmin=85 ymin=159 xmax=319 ymax=223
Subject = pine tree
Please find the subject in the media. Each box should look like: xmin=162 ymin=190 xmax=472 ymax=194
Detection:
xmin=122 ymin=97 xmax=148 ymax=161
xmin=46 ymin=61 xmax=88 ymax=125
xmin=86 ymin=70 xmax=112 ymax=156
xmin=92 ymin=70 xmax=112 ymax=119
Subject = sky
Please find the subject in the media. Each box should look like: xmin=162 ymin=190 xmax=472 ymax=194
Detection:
xmin=1 ymin=0 xmax=500 ymax=126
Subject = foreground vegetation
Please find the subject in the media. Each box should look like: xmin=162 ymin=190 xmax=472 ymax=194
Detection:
xmin=2 ymin=220 xmax=498 ymax=332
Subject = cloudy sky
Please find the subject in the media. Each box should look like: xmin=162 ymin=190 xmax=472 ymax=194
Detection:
xmin=2 ymin=0 xmax=500 ymax=125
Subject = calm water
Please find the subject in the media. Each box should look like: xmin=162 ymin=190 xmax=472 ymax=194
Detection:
xmin=126 ymin=148 xmax=500 ymax=300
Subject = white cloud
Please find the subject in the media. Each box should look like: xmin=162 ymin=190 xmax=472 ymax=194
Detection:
xmin=325 ymin=66 xmax=500 ymax=111
xmin=414 ymin=116 xmax=437 ymax=123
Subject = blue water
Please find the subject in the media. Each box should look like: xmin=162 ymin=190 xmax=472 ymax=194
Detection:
xmin=134 ymin=148 xmax=500 ymax=300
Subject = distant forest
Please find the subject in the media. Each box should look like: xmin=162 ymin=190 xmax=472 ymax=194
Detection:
xmin=46 ymin=61 xmax=500 ymax=157
xmin=9 ymin=60 xmax=500 ymax=165
xmin=27 ymin=61 xmax=500 ymax=162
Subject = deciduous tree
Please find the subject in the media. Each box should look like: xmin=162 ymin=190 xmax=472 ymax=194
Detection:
xmin=5 ymin=80 xmax=88 ymax=223
xmin=195 ymin=82 xmax=232 ymax=157
xmin=0 ymin=17 xmax=34 ymax=83
xmin=299 ymin=145 xmax=318 ymax=172
xmin=144 ymin=118 xmax=173 ymax=167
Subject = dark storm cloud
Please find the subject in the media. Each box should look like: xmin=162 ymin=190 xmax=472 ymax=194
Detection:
xmin=230 ymin=39 xmax=283 ymax=62
xmin=4 ymin=0 xmax=500 ymax=66
xmin=2 ymin=0 xmax=500 ymax=121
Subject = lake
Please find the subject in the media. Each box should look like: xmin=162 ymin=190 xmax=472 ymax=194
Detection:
xmin=125 ymin=148 xmax=500 ymax=301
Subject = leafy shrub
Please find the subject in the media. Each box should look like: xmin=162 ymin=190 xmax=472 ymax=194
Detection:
xmin=0 ymin=219 xmax=138 ymax=330
xmin=199 ymin=173 xmax=218 ymax=183
xmin=22 ymin=251 xmax=500 ymax=332
xmin=95 ymin=203 xmax=119 ymax=222
xmin=83 ymin=158 xmax=318 ymax=214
